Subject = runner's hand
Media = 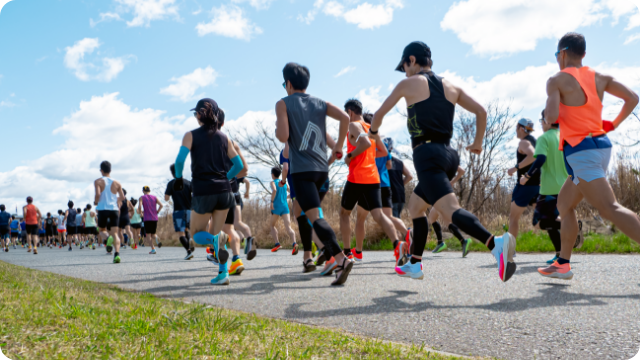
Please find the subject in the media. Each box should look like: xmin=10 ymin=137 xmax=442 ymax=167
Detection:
xmin=174 ymin=178 xmax=184 ymax=191
xmin=465 ymin=142 xmax=482 ymax=155
xmin=270 ymin=203 xmax=274 ymax=210
xmin=332 ymin=144 xmax=343 ymax=161
xmin=507 ymin=167 xmax=517 ymax=176
xmin=344 ymin=154 xmax=352 ymax=166
xmin=244 ymin=193 xmax=249 ymax=199
xmin=519 ymin=175 xmax=528 ymax=185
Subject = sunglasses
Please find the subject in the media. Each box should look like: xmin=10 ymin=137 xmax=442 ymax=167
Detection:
xmin=282 ymin=81 xmax=286 ymax=89
xmin=193 ymin=111 xmax=197 ymax=117
xmin=555 ymin=47 xmax=568 ymax=57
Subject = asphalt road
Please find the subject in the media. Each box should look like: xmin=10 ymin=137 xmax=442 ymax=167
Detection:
xmin=2 ymin=245 xmax=639 ymax=360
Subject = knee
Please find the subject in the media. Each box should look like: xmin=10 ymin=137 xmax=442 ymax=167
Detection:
xmin=340 ymin=209 xmax=351 ymax=219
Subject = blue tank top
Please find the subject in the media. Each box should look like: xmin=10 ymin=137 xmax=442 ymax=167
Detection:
xmin=66 ymin=208 xmax=77 ymax=226
xmin=375 ymin=154 xmax=392 ymax=188
xmin=0 ymin=211 xmax=11 ymax=226
xmin=10 ymin=219 xmax=19 ymax=231
xmin=96 ymin=177 xmax=119 ymax=211
xmin=273 ymin=180 xmax=288 ymax=209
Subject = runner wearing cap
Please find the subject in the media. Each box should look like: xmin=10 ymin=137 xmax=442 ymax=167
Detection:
xmin=0 ymin=205 xmax=11 ymax=252
xmin=538 ymin=32 xmax=640 ymax=279
xmin=94 ymin=160 xmax=125 ymax=263
xmin=23 ymin=197 xmax=42 ymax=254
xmin=173 ymin=98 xmax=244 ymax=285
xmin=370 ymin=41 xmax=516 ymax=282
xmin=139 ymin=186 xmax=163 ymax=254
xmin=166 ymin=164 xmax=194 ymax=260
xmin=275 ymin=62 xmax=353 ymax=285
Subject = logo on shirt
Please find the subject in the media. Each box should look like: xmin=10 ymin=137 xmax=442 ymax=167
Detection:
xmin=299 ymin=122 xmax=326 ymax=158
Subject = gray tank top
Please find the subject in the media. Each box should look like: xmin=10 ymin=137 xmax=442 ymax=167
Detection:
xmin=282 ymin=93 xmax=328 ymax=174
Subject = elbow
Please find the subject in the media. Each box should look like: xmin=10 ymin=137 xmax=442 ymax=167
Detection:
xmin=631 ymin=91 xmax=640 ymax=108
xmin=475 ymin=107 xmax=487 ymax=119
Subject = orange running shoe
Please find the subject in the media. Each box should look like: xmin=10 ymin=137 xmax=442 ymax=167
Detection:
xmin=538 ymin=261 xmax=573 ymax=280
xmin=229 ymin=258 xmax=245 ymax=276
xmin=271 ymin=244 xmax=281 ymax=252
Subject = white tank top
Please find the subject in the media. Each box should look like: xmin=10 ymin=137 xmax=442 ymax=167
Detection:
xmin=57 ymin=215 xmax=66 ymax=230
xmin=96 ymin=177 xmax=119 ymax=211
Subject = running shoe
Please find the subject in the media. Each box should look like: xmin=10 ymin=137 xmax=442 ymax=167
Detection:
xmin=149 ymin=249 xmax=157 ymax=255
xmin=405 ymin=228 xmax=413 ymax=250
xmin=320 ymin=257 xmax=336 ymax=276
xmin=490 ymin=233 xmax=517 ymax=282
xmin=311 ymin=242 xmax=318 ymax=258
xmin=292 ymin=243 xmax=298 ymax=256
xmin=461 ymin=239 xmax=472 ymax=258
xmin=206 ymin=254 xmax=219 ymax=265
xmin=394 ymin=241 xmax=408 ymax=266
xmin=13 ymin=244 xmax=16 ymax=249
xmin=68 ymin=247 xmax=72 ymax=252
xmin=27 ymin=247 xmax=31 ymax=253
xmin=345 ymin=252 xmax=354 ymax=261
xmin=211 ymin=272 xmax=230 ymax=286
xmin=33 ymin=248 xmax=38 ymax=255
xmin=302 ymin=258 xmax=316 ymax=273
xmin=314 ymin=248 xmax=327 ymax=266
xmin=113 ymin=255 xmax=121 ymax=263
xmin=352 ymin=249 xmax=363 ymax=264
xmin=106 ymin=236 xmax=114 ymax=253
xmin=229 ymin=258 xmax=245 ymax=276
xmin=184 ymin=251 xmax=194 ymax=260
xmin=92 ymin=244 xmax=96 ymax=250
xmin=395 ymin=261 xmax=424 ymax=280
xmin=432 ymin=242 xmax=447 ymax=253
xmin=331 ymin=258 xmax=354 ymax=286
xmin=247 ymin=237 xmax=257 ymax=261
xmin=546 ymin=255 xmax=559 ymax=265
xmin=574 ymin=220 xmax=584 ymax=249
xmin=4 ymin=247 xmax=8 ymax=252
xmin=206 ymin=246 xmax=212 ymax=254
xmin=271 ymin=244 xmax=281 ymax=252
xmin=244 ymin=236 xmax=252 ymax=255
xmin=538 ymin=261 xmax=573 ymax=280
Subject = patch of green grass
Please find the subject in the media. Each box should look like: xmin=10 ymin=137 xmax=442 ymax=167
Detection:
xmin=0 ymin=261 xmax=468 ymax=360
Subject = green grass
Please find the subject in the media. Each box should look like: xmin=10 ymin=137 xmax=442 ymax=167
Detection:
xmin=0 ymin=261 xmax=468 ymax=360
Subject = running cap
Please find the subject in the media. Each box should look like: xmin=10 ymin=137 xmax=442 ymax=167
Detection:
xmin=383 ymin=137 xmax=394 ymax=151
xmin=517 ymin=118 xmax=535 ymax=132
xmin=143 ymin=185 xmax=151 ymax=192
xmin=395 ymin=41 xmax=431 ymax=72
xmin=190 ymin=98 xmax=219 ymax=113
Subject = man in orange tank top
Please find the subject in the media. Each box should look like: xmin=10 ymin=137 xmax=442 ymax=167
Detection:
xmin=538 ymin=32 xmax=640 ymax=280
xmin=337 ymin=99 xmax=401 ymax=269
xmin=22 ymin=196 xmax=42 ymax=254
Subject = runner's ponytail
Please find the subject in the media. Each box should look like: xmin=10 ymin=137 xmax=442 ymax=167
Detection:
xmin=196 ymin=101 xmax=219 ymax=136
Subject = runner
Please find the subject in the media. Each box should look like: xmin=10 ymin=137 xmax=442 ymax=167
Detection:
xmin=56 ymin=209 xmax=67 ymax=249
xmin=19 ymin=218 xmax=27 ymax=248
xmin=269 ymin=166 xmax=297 ymax=253
xmin=38 ymin=218 xmax=45 ymax=248
xmin=339 ymin=99 xmax=402 ymax=268
xmin=139 ymin=186 xmax=163 ymax=254
xmin=84 ymin=204 xmax=98 ymax=249
xmin=10 ymin=215 xmax=20 ymax=249
xmin=166 ymin=164 xmax=194 ymax=260
xmin=65 ymin=201 xmax=77 ymax=250
xmin=428 ymin=166 xmax=472 ymax=257
xmin=44 ymin=213 xmax=54 ymax=247
xmin=76 ymin=208 xmax=85 ymax=249
xmin=22 ymin=196 xmax=42 ymax=254
xmin=538 ymin=32 xmax=640 ymax=280
xmin=130 ymin=198 xmax=142 ymax=249
xmin=94 ymin=160 xmax=125 ymax=263
xmin=385 ymin=138 xmax=413 ymax=218
xmin=173 ymin=97 xmax=244 ymax=285
xmin=275 ymin=62 xmax=353 ymax=285
xmin=370 ymin=41 xmax=516 ymax=282
xmin=0 ymin=205 xmax=11 ymax=252
xmin=117 ymin=189 xmax=133 ymax=250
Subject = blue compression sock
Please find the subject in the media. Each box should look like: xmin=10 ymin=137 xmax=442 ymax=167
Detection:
xmin=193 ymin=231 xmax=218 ymax=246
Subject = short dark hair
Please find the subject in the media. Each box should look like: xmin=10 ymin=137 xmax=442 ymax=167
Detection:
xmin=122 ymin=188 xmax=127 ymax=196
xmin=170 ymin=164 xmax=176 ymax=178
xmin=362 ymin=113 xmax=373 ymax=125
xmin=86 ymin=204 xmax=92 ymax=210
xmin=77 ymin=208 xmax=82 ymax=213
xmin=26 ymin=196 xmax=33 ymax=204
xmin=283 ymin=62 xmax=310 ymax=91
xmin=558 ymin=32 xmax=586 ymax=58
xmin=344 ymin=99 xmax=363 ymax=115
xmin=58 ymin=209 xmax=63 ymax=215
xmin=100 ymin=161 xmax=111 ymax=174
xmin=0 ymin=204 xmax=4 ymax=211
xmin=271 ymin=166 xmax=282 ymax=178
xmin=68 ymin=200 xmax=74 ymax=209
xmin=131 ymin=198 xmax=138 ymax=206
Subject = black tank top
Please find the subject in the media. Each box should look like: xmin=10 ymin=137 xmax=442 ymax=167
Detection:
xmin=407 ymin=71 xmax=455 ymax=148
xmin=66 ymin=209 xmax=77 ymax=225
xmin=517 ymin=135 xmax=540 ymax=186
xmin=120 ymin=200 xmax=129 ymax=220
xmin=190 ymin=126 xmax=232 ymax=196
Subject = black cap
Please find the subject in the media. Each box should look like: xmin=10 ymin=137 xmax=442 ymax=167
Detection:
xmin=395 ymin=41 xmax=431 ymax=72
xmin=190 ymin=98 xmax=219 ymax=112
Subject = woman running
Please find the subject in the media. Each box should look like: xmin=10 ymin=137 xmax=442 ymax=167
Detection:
xmin=130 ymin=198 xmax=142 ymax=249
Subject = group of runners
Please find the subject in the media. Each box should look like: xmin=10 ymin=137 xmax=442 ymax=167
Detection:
xmin=1 ymin=32 xmax=639 ymax=287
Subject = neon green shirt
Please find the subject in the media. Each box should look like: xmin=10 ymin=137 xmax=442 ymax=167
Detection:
xmin=534 ymin=128 xmax=569 ymax=195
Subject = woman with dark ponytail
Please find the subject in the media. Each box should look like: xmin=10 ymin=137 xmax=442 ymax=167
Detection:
xmin=195 ymin=100 xmax=219 ymax=136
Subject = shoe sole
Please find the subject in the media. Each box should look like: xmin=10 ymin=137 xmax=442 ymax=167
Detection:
xmin=218 ymin=249 xmax=230 ymax=264
xmin=462 ymin=239 xmax=471 ymax=258
xmin=315 ymin=253 xmax=327 ymax=266
xmin=539 ymin=269 xmax=573 ymax=280
xmin=574 ymin=220 xmax=584 ymax=249
xmin=231 ymin=266 xmax=244 ymax=276
xmin=504 ymin=262 xmax=517 ymax=282
xmin=244 ymin=239 xmax=251 ymax=255
xmin=432 ymin=245 xmax=447 ymax=254
xmin=185 ymin=254 xmax=194 ymax=260
xmin=247 ymin=249 xmax=257 ymax=261
xmin=212 ymin=278 xmax=230 ymax=285
xmin=320 ymin=263 xmax=337 ymax=276
xmin=331 ymin=261 xmax=354 ymax=286
xmin=500 ymin=234 xmax=513 ymax=282
xmin=303 ymin=264 xmax=317 ymax=273
xmin=292 ymin=247 xmax=298 ymax=256
xmin=114 ymin=258 xmax=121 ymax=264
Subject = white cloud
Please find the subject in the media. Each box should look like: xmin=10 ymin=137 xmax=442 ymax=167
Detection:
xmin=63 ymin=38 xmax=130 ymax=82
xmin=299 ymin=0 xmax=403 ymax=29
xmin=441 ymin=0 xmax=608 ymax=57
xmin=196 ymin=5 xmax=263 ymax=41
xmin=624 ymin=32 xmax=640 ymax=43
xmin=159 ymin=66 xmax=218 ymax=102
xmin=231 ymin=0 xmax=275 ymax=10
xmin=116 ymin=0 xmax=179 ymax=27
xmin=90 ymin=12 xmax=123 ymax=27
xmin=0 ymin=0 xmax=13 ymax=15
xmin=0 ymin=99 xmax=16 ymax=107
xmin=334 ymin=66 xmax=356 ymax=78
xmin=628 ymin=11 xmax=640 ymax=29
xmin=604 ymin=0 xmax=640 ymax=28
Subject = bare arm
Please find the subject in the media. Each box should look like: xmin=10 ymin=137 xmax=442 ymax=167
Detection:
xmin=325 ymin=102 xmax=349 ymax=158
xmin=243 ymin=179 xmax=250 ymax=198
xmin=181 ymin=131 xmax=193 ymax=150
xmin=450 ymin=166 xmax=466 ymax=185
xmin=270 ymin=182 xmax=276 ymax=201
xmin=545 ymin=77 xmax=561 ymax=124
xmin=371 ymin=80 xmax=406 ymax=132
xmin=94 ymin=179 xmax=103 ymax=206
xmin=137 ymin=198 xmax=142 ymax=215
xmin=281 ymin=143 xmax=289 ymax=184
xmin=402 ymin=164 xmax=413 ymax=185
xmin=517 ymin=140 xmax=536 ymax=168
xmin=156 ymin=197 xmax=163 ymax=215
xmin=164 ymin=194 xmax=170 ymax=202
xmin=456 ymin=87 xmax=487 ymax=154
xmin=226 ymin=137 xmax=239 ymax=159
xmin=375 ymin=137 xmax=388 ymax=157
xmin=346 ymin=122 xmax=371 ymax=163
xmin=604 ymin=76 xmax=640 ymax=128
xmin=275 ymin=100 xmax=289 ymax=143
xmin=115 ymin=181 xmax=125 ymax=210
xmin=386 ymin=159 xmax=393 ymax=170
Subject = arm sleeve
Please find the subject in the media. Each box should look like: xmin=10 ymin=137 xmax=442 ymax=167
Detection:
xmin=227 ymin=155 xmax=244 ymax=180
xmin=174 ymin=146 xmax=190 ymax=178
xmin=527 ymin=154 xmax=546 ymax=177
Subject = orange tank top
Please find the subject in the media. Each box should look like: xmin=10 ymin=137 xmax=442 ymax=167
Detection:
xmin=557 ymin=66 xmax=604 ymax=151
xmin=347 ymin=120 xmax=380 ymax=184
xmin=25 ymin=204 xmax=37 ymax=225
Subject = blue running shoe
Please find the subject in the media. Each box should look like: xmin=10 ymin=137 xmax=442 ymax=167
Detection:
xmin=211 ymin=272 xmax=230 ymax=286
xmin=395 ymin=261 xmax=424 ymax=280
xmin=490 ymin=233 xmax=516 ymax=282
xmin=546 ymin=255 xmax=559 ymax=265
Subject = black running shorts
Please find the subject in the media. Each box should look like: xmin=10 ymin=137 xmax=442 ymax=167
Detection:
xmin=97 ymin=210 xmax=119 ymax=230
xmin=234 ymin=192 xmax=243 ymax=209
xmin=225 ymin=196 xmax=236 ymax=225
xmin=131 ymin=223 xmax=141 ymax=229
xmin=118 ymin=217 xmax=130 ymax=228
xmin=412 ymin=142 xmax=459 ymax=206
xmin=84 ymin=226 xmax=98 ymax=235
xmin=67 ymin=226 xmax=76 ymax=235
xmin=192 ymin=192 xmax=234 ymax=215
xmin=144 ymin=221 xmax=158 ymax=234
xmin=45 ymin=227 xmax=53 ymax=237
xmin=291 ymin=171 xmax=328 ymax=212
xmin=11 ymin=232 xmax=19 ymax=239
xmin=533 ymin=194 xmax=559 ymax=226
xmin=341 ymin=181 xmax=382 ymax=212
xmin=0 ymin=226 xmax=9 ymax=237
xmin=381 ymin=187 xmax=393 ymax=208
xmin=26 ymin=224 xmax=38 ymax=235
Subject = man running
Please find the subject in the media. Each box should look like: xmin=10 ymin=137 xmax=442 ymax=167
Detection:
xmin=339 ymin=99 xmax=402 ymax=267
xmin=10 ymin=215 xmax=20 ymax=249
xmin=65 ymin=201 xmax=77 ymax=250
xmin=269 ymin=166 xmax=297 ymax=253
xmin=275 ymin=62 xmax=353 ymax=285
xmin=44 ymin=213 xmax=54 ymax=247
xmin=506 ymin=118 xmax=539 ymax=241
xmin=84 ymin=204 xmax=98 ymax=249
xmin=76 ymin=208 xmax=85 ymax=249
xmin=166 ymin=164 xmax=194 ymax=260
xmin=94 ymin=160 xmax=125 ymax=263
xmin=23 ymin=196 xmax=42 ymax=254
xmin=371 ymin=41 xmax=516 ymax=282
xmin=0 ymin=205 xmax=11 ymax=252
xmin=139 ymin=186 xmax=163 ymax=254
xmin=385 ymin=138 xmax=413 ymax=218
xmin=538 ymin=32 xmax=640 ymax=279
xmin=19 ymin=218 xmax=27 ymax=248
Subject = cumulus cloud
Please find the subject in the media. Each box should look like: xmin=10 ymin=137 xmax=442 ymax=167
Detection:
xmin=231 ymin=0 xmax=274 ymax=10
xmin=299 ymin=0 xmax=403 ymax=29
xmin=334 ymin=66 xmax=356 ymax=78
xmin=0 ymin=0 xmax=13 ymax=15
xmin=64 ymin=38 xmax=131 ymax=82
xmin=112 ymin=0 xmax=179 ymax=27
xmin=624 ymin=32 xmax=640 ymax=44
xmin=159 ymin=66 xmax=218 ymax=102
xmin=196 ymin=5 xmax=262 ymax=40
xmin=90 ymin=12 xmax=123 ymax=27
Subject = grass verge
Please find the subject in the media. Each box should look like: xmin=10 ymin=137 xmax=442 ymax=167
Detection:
xmin=0 ymin=261 xmax=467 ymax=360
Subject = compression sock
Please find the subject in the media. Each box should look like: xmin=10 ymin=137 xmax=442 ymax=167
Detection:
xmin=547 ymin=229 xmax=562 ymax=255
xmin=432 ymin=222 xmax=443 ymax=243
xmin=451 ymin=209 xmax=492 ymax=246
xmin=179 ymin=236 xmax=190 ymax=251
xmin=411 ymin=217 xmax=429 ymax=258
xmin=557 ymin=257 xmax=570 ymax=265
xmin=448 ymin=224 xmax=465 ymax=243
xmin=343 ymin=248 xmax=352 ymax=256
xmin=192 ymin=231 xmax=217 ymax=246
xmin=312 ymin=218 xmax=341 ymax=258
xmin=296 ymin=215 xmax=313 ymax=252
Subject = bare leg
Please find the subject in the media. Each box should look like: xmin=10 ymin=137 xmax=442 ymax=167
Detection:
xmin=370 ymin=208 xmax=400 ymax=242
xmin=383 ymin=207 xmax=407 ymax=236
xmin=233 ymin=205 xmax=252 ymax=238
xmin=508 ymin=201 xmax=528 ymax=240
xmin=283 ymin=213 xmax=296 ymax=245
xmin=339 ymin=208 xmax=352 ymax=249
xmin=557 ymin=179 xmax=584 ymax=260
xmin=306 ymin=208 xmax=345 ymax=264
xmin=355 ymin=206 xmax=368 ymax=252
xmin=269 ymin=214 xmax=279 ymax=244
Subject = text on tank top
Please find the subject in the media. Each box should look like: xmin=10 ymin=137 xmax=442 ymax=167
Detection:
xmin=190 ymin=126 xmax=232 ymax=196
xmin=346 ymin=120 xmax=380 ymax=184
xmin=517 ymin=135 xmax=540 ymax=186
xmin=97 ymin=177 xmax=119 ymax=211
xmin=282 ymin=93 xmax=328 ymax=174
xmin=557 ymin=66 xmax=605 ymax=150
xmin=141 ymin=194 xmax=158 ymax=221
xmin=407 ymin=71 xmax=456 ymax=148
xmin=25 ymin=204 xmax=38 ymax=225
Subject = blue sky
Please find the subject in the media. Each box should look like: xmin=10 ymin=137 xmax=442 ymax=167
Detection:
xmin=1 ymin=0 xmax=639 ymax=213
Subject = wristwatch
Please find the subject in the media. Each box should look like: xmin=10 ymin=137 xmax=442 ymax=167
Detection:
xmin=347 ymin=153 xmax=353 ymax=159
xmin=514 ymin=163 xmax=520 ymax=170
xmin=369 ymin=128 xmax=378 ymax=135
